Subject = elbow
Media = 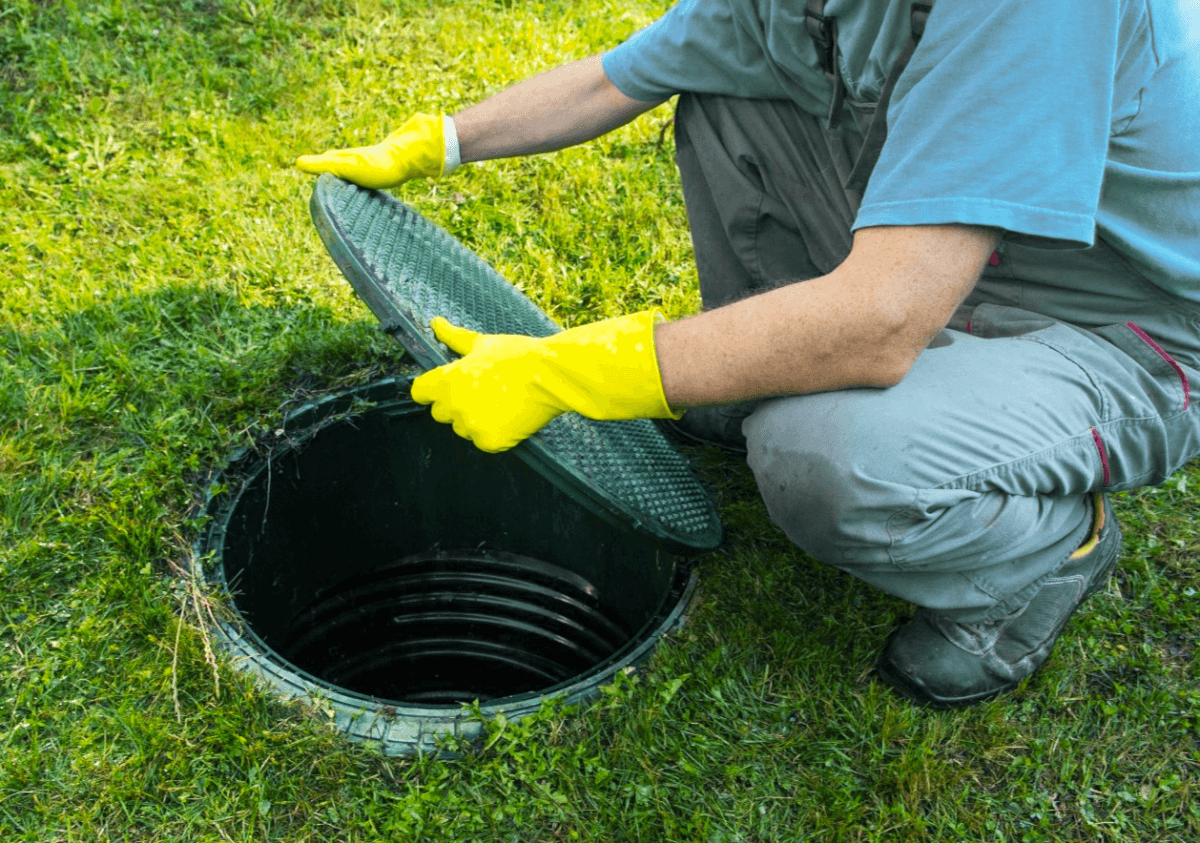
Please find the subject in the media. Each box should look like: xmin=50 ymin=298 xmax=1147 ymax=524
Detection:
xmin=858 ymin=349 xmax=914 ymax=389
xmin=856 ymin=311 xmax=932 ymax=389
xmin=877 ymin=356 xmax=917 ymax=388
xmin=830 ymin=338 xmax=914 ymax=390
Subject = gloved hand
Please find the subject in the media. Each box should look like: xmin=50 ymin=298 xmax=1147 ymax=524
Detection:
xmin=295 ymin=113 xmax=455 ymax=189
xmin=410 ymin=311 xmax=682 ymax=453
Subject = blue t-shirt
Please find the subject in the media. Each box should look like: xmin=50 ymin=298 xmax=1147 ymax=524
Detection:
xmin=602 ymin=0 xmax=1200 ymax=303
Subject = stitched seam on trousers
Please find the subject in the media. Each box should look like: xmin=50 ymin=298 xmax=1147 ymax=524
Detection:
xmin=927 ymin=412 xmax=1187 ymax=499
xmin=972 ymin=497 xmax=1100 ymax=623
xmin=1125 ymin=321 xmax=1191 ymax=411
xmin=926 ymin=430 xmax=1120 ymax=495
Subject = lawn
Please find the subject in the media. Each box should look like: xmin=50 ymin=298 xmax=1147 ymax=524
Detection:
xmin=2 ymin=0 xmax=1199 ymax=839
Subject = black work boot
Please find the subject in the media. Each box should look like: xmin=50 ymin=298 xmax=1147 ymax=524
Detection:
xmin=877 ymin=493 xmax=1121 ymax=708
xmin=657 ymin=402 xmax=758 ymax=456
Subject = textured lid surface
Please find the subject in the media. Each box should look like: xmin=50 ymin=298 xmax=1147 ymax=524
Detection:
xmin=309 ymin=174 xmax=721 ymax=552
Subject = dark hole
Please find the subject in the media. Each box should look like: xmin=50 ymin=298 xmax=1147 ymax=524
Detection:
xmin=279 ymin=549 xmax=632 ymax=703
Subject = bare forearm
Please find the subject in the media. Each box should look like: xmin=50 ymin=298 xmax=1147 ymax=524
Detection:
xmin=655 ymin=225 xmax=1000 ymax=408
xmin=452 ymin=55 xmax=666 ymax=163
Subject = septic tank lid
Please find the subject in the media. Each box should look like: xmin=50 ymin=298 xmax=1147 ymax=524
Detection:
xmin=309 ymin=174 xmax=722 ymax=553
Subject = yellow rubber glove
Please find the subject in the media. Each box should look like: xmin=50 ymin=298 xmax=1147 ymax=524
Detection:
xmin=295 ymin=113 xmax=447 ymax=189
xmin=410 ymin=311 xmax=683 ymax=453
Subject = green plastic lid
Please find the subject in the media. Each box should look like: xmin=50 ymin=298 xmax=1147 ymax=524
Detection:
xmin=309 ymin=174 xmax=722 ymax=553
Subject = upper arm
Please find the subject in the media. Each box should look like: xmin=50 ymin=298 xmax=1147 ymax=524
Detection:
xmin=596 ymin=58 xmax=669 ymax=124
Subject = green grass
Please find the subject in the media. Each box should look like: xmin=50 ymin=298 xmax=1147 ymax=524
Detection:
xmin=3 ymin=0 xmax=1200 ymax=839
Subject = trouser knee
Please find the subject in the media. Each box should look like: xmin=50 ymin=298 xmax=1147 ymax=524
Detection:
xmin=741 ymin=392 xmax=1095 ymax=620
xmin=744 ymin=410 xmax=907 ymax=573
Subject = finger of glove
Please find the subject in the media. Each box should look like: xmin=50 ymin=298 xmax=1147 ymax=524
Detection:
xmin=469 ymin=403 xmax=564 ymax=453
xmin=295 ymin=150 xmax=341 ymax=173
xmin=446 ymin=417 xmax=515 ymax=453
xmin=418 ymin=381 xmax=515 ymax=453
xmin=450 ymin=408 xmax=519 ymax=453
xmin=414 ymin=366 xmax=482 ymax=430
xmin=428 ymin=400 xmax=459 ymax=426
xmin=294 ymin=148 xmax=404 ymax=189
xmin=430 ymin=317 xmax=480 ymax=356
xmin=470 ymin=430 xmax=516 ymax=454
xmin=411 ymin=370 xmax=480 ymax=441
xmin=409 ymin=367 xmax=447 ymax=406
xmin=450 ymin=417 xmax=476 ymax=444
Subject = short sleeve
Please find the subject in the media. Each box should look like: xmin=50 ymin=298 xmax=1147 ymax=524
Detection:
xmin=854 ymin=0 xmax=1120 ymax=250
xmin=601 ymin=0 xmax=790 ymax=103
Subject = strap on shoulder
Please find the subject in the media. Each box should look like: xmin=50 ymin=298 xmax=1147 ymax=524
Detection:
xmin=805 ymin=0 xmax=933 ymax=132
xmin=805 ymin=0 xmax=846 ymax=128
xmin=844 ymin=2 xmax=934 ymax=191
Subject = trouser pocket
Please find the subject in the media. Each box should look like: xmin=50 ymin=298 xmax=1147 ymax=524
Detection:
xmin=957 ymin=304 xmax=1200 ymax=490
xmin=1094 ymin=322 xmax=1192 ymax=415
xmin=1087 ymin=321 xmax=1200 ymax=488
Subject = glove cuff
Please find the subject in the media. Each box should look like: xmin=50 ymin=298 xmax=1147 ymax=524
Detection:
xmin=547 ymin=311 xmax=683 ymax=422
xmin=644 ymin=310 xmax=684 ymax=420
xmin=442 ymin=115 xmax=461 ymax=176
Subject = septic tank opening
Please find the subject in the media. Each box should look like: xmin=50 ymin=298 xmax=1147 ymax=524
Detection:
xmin=280 ymin=548 xmax=632 ymax=704
xmin=195 ymin=378 xmax=697 ymax=754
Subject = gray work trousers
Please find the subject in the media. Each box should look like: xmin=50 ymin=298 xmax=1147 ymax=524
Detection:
xmin=674 ymin=93 xmax=1200 ymax=621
